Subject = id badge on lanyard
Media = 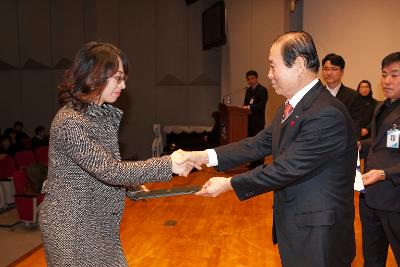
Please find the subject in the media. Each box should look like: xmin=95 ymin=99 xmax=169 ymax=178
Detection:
xmin=387 ymin=124 xmax=400 ymax=148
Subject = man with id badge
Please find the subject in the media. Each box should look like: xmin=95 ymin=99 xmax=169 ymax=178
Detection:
xmin=242 ymin=70 xmax=268 ymax=169
xmin=359 ymin=52 xmax=400 ymax=266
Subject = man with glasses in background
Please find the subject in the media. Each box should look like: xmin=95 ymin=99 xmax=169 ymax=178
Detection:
xmin=322 ymin=53 xmax=363 ymax=138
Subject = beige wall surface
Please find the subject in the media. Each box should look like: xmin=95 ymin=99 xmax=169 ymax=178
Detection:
xmin=304 ymin=0 xmax=400 ymax=101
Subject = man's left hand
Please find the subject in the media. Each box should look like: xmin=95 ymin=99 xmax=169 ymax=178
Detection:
xmin=195 ymin=177 xmax=233 ymax=197
xmin=362 ymin=169 xmax=385 ymax=186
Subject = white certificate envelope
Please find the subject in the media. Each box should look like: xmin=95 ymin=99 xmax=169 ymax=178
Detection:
xmin=354 ymin=169 xmax=365 ymax=191
xmin=354 ymin=151 xmax=365 ymax=192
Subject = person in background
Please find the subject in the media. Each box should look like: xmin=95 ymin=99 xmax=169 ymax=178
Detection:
xmin=360 ymin=52 xmax=400 ymax=267
xmin=39 ymin=42 xmax=197 ymax=267
xmin=322 ymin=53 xmax=363 ymax=138
xmin=357 ymin=80 xmax=378 ymax=139
xmin=0 ymin=136 xmax=17 ymax=158
xmin=31 ymin=126 xmax=49 ymax=150
xmin=3 ymin=128 xmax=25 ymax=154
xmin=242 ymin=70 xmax=268 ymax=169
xmin=207 ymin=111 xmax=220 ymax=147
xmin=13 ymin=121 xmax=29 ymax=142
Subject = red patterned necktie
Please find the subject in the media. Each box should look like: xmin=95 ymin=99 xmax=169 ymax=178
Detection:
xmin=282 ymin=101 xmax=293 ymax=121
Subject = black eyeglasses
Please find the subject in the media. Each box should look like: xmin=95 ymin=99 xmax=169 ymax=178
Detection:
xmin=322 ymin=67 xmax=341 ymax=72
xmin=111 ymin=75 xmax=128 ymax=84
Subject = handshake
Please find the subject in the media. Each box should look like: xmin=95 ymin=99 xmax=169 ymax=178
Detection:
xmin=170 ymin=149 xmax=233 ymax=197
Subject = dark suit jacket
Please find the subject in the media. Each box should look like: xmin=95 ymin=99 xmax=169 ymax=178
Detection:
xmin=336 ymin=84 xmax=363 ymax=138
xmin=215 ymin=81 xmax=356 ymax=267
xmin=243 ymin=84 xmax=268 ymax=136
xmin=361 ymin=101 xmax=400 ymax=212
xmin=359 ymin=96 xmax=378 ymax=139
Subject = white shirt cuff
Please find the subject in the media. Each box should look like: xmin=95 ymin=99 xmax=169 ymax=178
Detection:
xmin=206 ymin=149 xmax=218 ymax=167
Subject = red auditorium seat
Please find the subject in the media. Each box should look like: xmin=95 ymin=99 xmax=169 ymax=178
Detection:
xmin=0 ymin=156 xmax=17 ymax=207
xmin=14 ymin=150 xmax=36 ymax=169
xmin=20 ymin=138 xmax=32 ymax=150
xmin=0 ymin=156 xmax=17 ymax=179
xmin=34 ymin=146 xmax=49 ymax=166
xmin=13 ymin=170 xmax=44 ymax=226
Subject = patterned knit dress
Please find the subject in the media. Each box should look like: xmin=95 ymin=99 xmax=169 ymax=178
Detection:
xmin=39 ymin=103 xmax=172 ymax=266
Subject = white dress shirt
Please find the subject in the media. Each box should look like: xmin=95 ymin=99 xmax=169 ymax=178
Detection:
xmin=206 ymin=78 xmax=319 ymax=167
xmin=326 ymin=83 xmax=341 ymax=97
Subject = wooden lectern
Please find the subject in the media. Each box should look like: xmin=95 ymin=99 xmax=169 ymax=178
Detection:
xmin=219 ymin=103 xmax=249 ymax=145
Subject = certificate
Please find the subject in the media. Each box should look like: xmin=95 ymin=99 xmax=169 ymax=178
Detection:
xmin=127 ymin=185 xmax=201 ymax=200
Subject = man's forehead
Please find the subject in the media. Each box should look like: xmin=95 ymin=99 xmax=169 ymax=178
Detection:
xmin=324 ymin=60 xmax=339 ymax=67
xmin=269 ymin=45 xmax=281 ymax=59
xmin=382 ymin=62 xmax=400 ymax=72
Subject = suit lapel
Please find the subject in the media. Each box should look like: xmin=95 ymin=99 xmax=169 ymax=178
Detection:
xmin=371 ymin=102 xmax=384 ymax=140
xmin=279 ymin=108 xmax=302 ymax=151
xmin=272 ymin=105 xmax=284 ymax=156
xmin=277 ymin=80 xmax=323 ymax=152
xmin=374 ymin=102 xmax=400 ymax=145
xmin=335 ymin=84 xmax=345 ymax=101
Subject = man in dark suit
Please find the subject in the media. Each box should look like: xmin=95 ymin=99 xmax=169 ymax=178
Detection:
xmin=242 ymin=70 xmax=268 ymax=169
xmin=360 ymin=52 xmax=400 ymax=267
xmin=186 ymin=32 xmax=356 ymax=267
xmin=322 ymin=53 xmax=363 ymax=138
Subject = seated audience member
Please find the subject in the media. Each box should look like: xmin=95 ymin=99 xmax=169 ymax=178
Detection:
xmin=13 ymin=121 xmax=29 ymax=142
xmin=0 ymin=136 xmax=19 ymax=156
xmin=3 ymin=128 xmax=26 ymax=153
xmin=322 ymin=53 xmax=363 ymax=138
xmin=0 ymin=134 xmax=8 ymax=159
xmin=357 ymin=80 xmax=378 ymax=139
xmin=31 ymin=126 xmax=49 ymax=150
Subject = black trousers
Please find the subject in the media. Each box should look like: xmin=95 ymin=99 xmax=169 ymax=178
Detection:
xmin=359 ymin=194 xmax=400 ymax=267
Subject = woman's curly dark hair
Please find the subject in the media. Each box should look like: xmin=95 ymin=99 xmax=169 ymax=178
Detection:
xmin=58 ymin=42 xmax=129 ymax=111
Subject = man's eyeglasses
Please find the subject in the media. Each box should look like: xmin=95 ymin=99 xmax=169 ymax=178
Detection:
xmin=322 ymin=67 xmax=341 ymax=72
xmin=111 ymin=75 xmax=128 ymax=84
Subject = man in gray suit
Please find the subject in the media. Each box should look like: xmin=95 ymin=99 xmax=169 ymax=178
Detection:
xmin=186 ymin=31 xmax=356 ymax=267
xmin=360 ymin=52 xmax=400 ymax=266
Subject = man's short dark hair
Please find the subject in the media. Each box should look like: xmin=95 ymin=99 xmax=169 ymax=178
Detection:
xmin=13 ymin=121 xmax=23 ymax=128
xmin=382 ymin=52 xmax=400 ymax=69
xmin=246 ymin=70 xmax=258 ymax=78
xmin=35 ymin=126 xmax=45 ymax=135
xmin=273 ymin=31 xmax=320 ymax=73
xmin=322 ymin=53 xmax=345 ymax=70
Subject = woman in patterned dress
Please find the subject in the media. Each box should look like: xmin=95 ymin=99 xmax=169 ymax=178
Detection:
xmin=39 ymin=42 xmax=192 ymax=267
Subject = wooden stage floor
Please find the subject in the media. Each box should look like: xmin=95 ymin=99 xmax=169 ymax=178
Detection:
xmin=11 ymin=167 xmax=396 ymax=267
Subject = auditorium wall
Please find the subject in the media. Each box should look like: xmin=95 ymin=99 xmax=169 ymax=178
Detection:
xmin=3 ymin=0 xmax=396 ymax=159
xmin=0 ymin=0 xmax=221 ymax=159
xmin=304 ymin=0 xmax=400 ymax=100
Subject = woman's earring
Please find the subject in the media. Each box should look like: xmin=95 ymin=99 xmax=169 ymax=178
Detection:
xmin=94 ymin=95 xmax=100 ymax=105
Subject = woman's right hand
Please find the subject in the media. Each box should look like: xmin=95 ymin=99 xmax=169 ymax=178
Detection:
xmin=170 ymin=150 xmax=204 ymax=177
